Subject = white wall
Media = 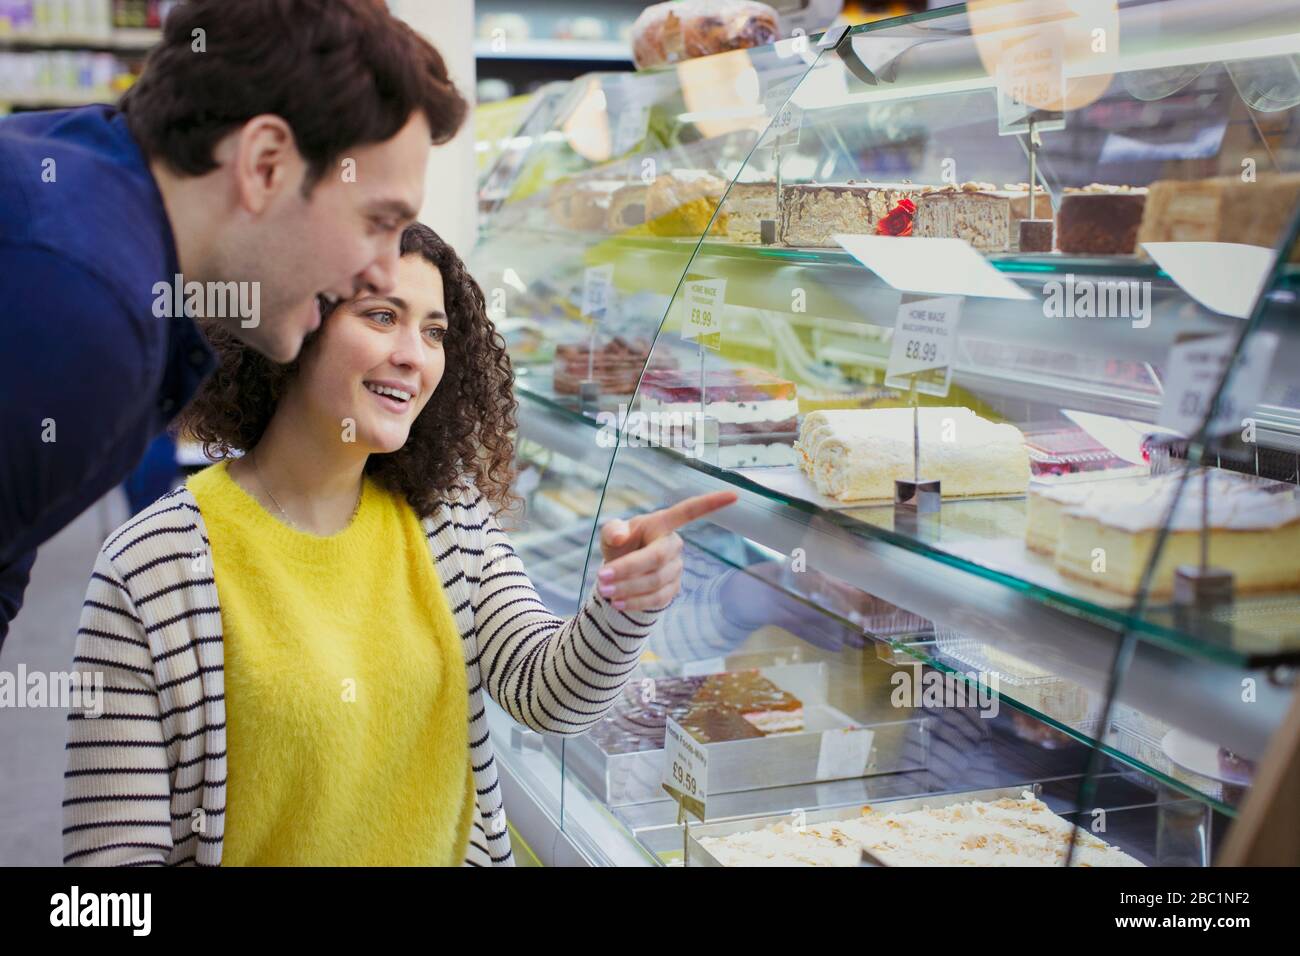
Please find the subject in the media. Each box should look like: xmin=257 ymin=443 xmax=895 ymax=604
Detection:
xmin=393 ymin=0 xmax=478 ymax=254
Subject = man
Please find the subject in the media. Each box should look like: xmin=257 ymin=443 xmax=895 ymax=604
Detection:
xmin=0 ymin=0 xmax=467 ymax=648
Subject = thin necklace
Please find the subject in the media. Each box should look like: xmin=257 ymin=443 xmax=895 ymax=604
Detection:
xmin=249 ymin=450 xmax=362 ymax=532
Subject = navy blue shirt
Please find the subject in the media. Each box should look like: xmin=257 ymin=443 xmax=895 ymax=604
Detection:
xmin=0 ymin=105 xmax=215 ymax=649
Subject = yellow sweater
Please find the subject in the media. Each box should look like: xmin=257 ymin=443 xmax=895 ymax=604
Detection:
xmin=188 ymin=461 xmax=474 ymax=866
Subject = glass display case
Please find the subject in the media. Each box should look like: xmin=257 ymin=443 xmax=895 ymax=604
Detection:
xmin=470 ymin=0 xmax=1300 ymax=867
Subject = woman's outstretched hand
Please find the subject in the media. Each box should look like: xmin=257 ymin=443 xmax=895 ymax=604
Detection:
xmin=596 ymin=490 xmax=738 ymax=612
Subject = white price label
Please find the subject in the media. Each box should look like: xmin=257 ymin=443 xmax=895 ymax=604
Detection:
xmin=996 ymin=28 xmax=1066 ymax=135
xmin=680 ymin=277 xmax=726 ymax=350
xmin=815 ymin=726 xmax=874 ymax=782
xmin=662 ymin=717 xmax=708 ymax=822
xmin=768 ymin=102 xmax=802 ymax=147
xmin=884 ymin=294 xmax=963 ymax=397
xmin=612 ymin=105 xmax=650 ymax=156
xmin=581 ymin=264 xmax=615 ymax=320
xmin=1158 ymin=332 xmax=1279 ymax=438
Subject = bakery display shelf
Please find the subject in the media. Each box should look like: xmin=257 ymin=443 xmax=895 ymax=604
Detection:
xmin=511 ymin=384 xmax=1300 ymax=673
xmin=587 ymin=233 xmax=1274 ymax=341
xmin=584 ymin=439 xmax=1295 ymax=761
xmin=642 ymin=428 xmax=1300 ymax=666
xmin=889 ymin=635 xmax=1242 ymax=817
xmin=547 ymin=663 xmax=929 ymax=808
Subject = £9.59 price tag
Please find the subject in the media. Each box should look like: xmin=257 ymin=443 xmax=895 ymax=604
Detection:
xmin=662 ymin=717 xmax=708 ymax=822
xmin=680 ymin=277 xmax=726 ymax=351
xmin=1158 ymin=331 xmax=1279 ymax=438
xmin=884 ymin=293 xmax=963 ymax=397
xmin=581 ymin=264 xmax=615 ymax=320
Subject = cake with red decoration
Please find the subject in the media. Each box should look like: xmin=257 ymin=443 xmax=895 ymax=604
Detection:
xmin=780 ymin=181 xmax=928 ymax=247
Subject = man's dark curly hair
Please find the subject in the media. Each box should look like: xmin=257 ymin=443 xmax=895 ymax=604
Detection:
xmin=177 ymin=223 xmax=519 ymax=517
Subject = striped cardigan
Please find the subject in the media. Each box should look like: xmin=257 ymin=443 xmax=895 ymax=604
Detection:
xmin=63 ymin=482 xmax=663 ymax=867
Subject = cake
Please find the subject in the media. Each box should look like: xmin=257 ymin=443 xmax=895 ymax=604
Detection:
xmin=1024 ymin=425 xmax=1133 ymax=477
xmin=1025 ymin=481 xmax=1109 ymax=557
xmin=1056 ymin=184 xmax=1148 ymax=254
xmin=913 ymin=183 xmax=1014 ymax=251
xmin=645 ymin=169 xmax=728 ymax=237
xmin=549 ymin=178 xmax=625 ymax=231
xmin=1052 ymin=471 xmax=1300 ymax=597
xmin=697 ymin=791 xmax=1144 ymax=866
xmin=605 ymin=182 xmax=649 ymax=232
xmin=585 ymin=670 xmax=805 ymax=755
xmin=1137 ymin=173 xmax=1300 ymax=261
xmin=717 ymin=181 xmax=778 ymax=242
xmin=638 ymin=366 xmax=799 ymax=436
xmin=781 ymin=181 xmax=928 ymax=247
xmin=552 ymin=337 xmax=651 ymax=396
xmin=795 ymin=407 xmax=1031 ymax=502
xmin=691 ymin=670 xmax=804 ymax=734
xmin=1018 ymin=219 xmax=1054 ymax=253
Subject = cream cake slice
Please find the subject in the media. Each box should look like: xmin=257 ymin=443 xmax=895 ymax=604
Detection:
xmin=1025 ymin=481 xmax=1111 ymax=557
xmin=698 ymin=791 xmax=1143 ymax=866
xmin=795 ymin=407 xmax=1030 ymax=502
xmin=1054 ymin=472 xmax=1300 ymax=597
xmin=718 ymin=181 xmax=778 ymax=242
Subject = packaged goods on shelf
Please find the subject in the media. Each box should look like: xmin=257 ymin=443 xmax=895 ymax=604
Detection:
xmin=631 ymin=0 xmax=779 ymax=70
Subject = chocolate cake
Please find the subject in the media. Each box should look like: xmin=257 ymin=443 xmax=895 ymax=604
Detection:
xmin=1056 ymin=185 xmax=1148 ymax=254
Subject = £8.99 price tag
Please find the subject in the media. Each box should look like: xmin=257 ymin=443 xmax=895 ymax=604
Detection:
xmin=884 ymin=293 xmax=963 ymax=396
xmin=680 ymin=277 xmax=726 ymax=351
xmin=662 ymin=717 xmax=708 ymax=822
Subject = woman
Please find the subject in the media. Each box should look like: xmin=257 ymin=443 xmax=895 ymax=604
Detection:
xmin=63 ymin=224 xmax=734 ymax=867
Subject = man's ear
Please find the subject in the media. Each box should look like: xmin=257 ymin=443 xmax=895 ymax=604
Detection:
xmin=228 ymin=114 xmax=300 ymax=215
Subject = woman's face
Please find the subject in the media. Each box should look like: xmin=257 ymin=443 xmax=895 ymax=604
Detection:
xmin=293 ymin=254 xmax=448 ymax=455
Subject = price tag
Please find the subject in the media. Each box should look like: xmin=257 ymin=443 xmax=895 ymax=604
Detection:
xmin=680 ymin=277 xmax=726 ymax=351
xmin=996 ymin=28 xmax=1066 ymax=136
xmin=662 ymin=717 xmax=708 ymax=822
xmin=768 ymin=101 xmax=802 ymax=147
xmin=815 ymin=726 xmax=874 ymax=782
xmin=612 ymin=104 xmax=649 ymax=156
xmin=884 ymin=294 xmax=963 ymax=397
xmin=1158 ymin=331 xmax=1279 ymax=438
xmin=581 ymin=264 xmax=615 ymax=320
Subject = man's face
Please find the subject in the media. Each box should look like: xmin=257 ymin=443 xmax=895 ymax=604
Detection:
xmin=222 ymin=111 xmax=432 ymax=362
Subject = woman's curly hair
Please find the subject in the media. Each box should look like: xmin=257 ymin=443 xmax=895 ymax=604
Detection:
xmin=177 ymin=223 xmax=519 ymax=517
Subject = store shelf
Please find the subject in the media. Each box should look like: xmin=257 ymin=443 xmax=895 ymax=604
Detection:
xmin=0 ymin=90 xmax=112 ymax=108
xmin=473 ymin=38 xmax=631 ymax=62
xmin=0 ymin=29 xmax=160 ymax=52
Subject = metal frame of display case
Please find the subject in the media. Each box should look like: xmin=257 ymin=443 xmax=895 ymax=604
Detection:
xmin=471 ymin=0 xmax=1300 ymax=866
